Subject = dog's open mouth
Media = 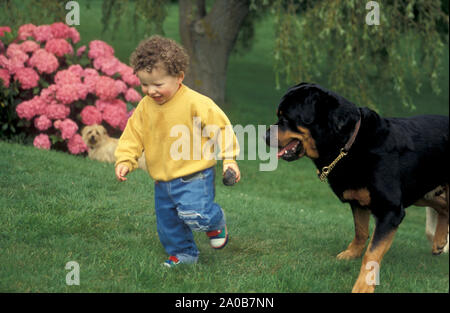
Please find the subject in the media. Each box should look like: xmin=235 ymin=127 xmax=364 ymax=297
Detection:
xmin=277 ymin=139 xmax=305 ymax=161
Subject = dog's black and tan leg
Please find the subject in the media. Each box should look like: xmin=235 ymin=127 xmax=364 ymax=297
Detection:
xmin=352 ymin=210 xmax=402 ymax=293
xmin=337 ymin=205 xmax=370 ymax=260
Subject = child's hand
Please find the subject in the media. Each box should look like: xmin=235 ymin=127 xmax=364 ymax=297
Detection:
xmin=115 ymin=164 xmax=129 ymax=182
xmin=223 ymin=162 xmax=241 ymax=185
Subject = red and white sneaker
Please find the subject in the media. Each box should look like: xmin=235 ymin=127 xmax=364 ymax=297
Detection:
xmin=163 ymin=256 xmax=180 ymax=268
xmin=206 ymin=225 xmax=229 ymax=249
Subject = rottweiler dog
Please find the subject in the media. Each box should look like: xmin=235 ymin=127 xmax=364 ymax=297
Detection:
xmin=266 ymin=83 xmax=449 ymax=293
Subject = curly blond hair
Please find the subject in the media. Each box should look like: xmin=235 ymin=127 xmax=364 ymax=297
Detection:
xmin=130 ymin=35 xmax=189 ymax=76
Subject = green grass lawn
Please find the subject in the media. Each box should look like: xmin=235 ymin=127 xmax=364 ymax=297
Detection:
xmin=0 ymin=141 xmax=448 ymax=293
xmin=1 ymin=1 xmax=448 ymax=293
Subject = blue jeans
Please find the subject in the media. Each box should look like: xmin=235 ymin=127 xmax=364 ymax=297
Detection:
xmin=154 ymin=167 xmax=225 ymax=264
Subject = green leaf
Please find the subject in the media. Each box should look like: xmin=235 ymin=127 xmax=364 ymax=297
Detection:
xmin=50 ymin=135 xmax=64 ymax=144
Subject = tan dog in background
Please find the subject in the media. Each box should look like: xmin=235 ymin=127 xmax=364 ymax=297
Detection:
xmin=81 ymin=124 xmax=146 ymax=170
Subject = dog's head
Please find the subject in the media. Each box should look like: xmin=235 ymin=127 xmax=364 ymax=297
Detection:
xmin=81 ymin=124 xmax=109 ymax=149
xmin=266 ymin=83 xmax=360 ymax=162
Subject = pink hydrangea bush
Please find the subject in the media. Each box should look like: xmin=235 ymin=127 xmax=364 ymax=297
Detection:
xmin=33 ymin=133 xmax=51 ymax=150
xmin=0 ymin=23 xmax=142 ymax=154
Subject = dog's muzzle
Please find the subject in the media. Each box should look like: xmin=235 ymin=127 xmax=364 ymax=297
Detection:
xmin=265 ymin=127 xmax=305 ymax=162
xmin=277 ymin=139 xmax=304 ymax=161
xmin=89 ymin=136 xmax=97 ymax=145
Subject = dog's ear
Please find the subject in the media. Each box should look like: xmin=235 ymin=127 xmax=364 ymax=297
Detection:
xmin=98 ymin=125 xmax=107 ymax=135
xmin=328 ymin=102 xmax=359 ymax=137
xmin=329 ymin=106 xmax=350 ymax=134
xmin=302 ymin=93 xmax=320 ymax=125
xmin=297 ymin=92 xmax=317 ymax=125
xmin=315 ymin=88 xmax=355 ymax=134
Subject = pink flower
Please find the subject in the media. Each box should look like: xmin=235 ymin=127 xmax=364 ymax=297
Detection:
xmin=0 ymin=55 xmax=9 ymax=68
xmin=7 ymin=44 xmax=29 ymax=63
xmin=80 ymin=105 xmax=103 ymax=125
xmin=68 ymin=27 xmax=80 ymax=44
xmin=54 ymin=118 xmax=78 ymax=140
xmin=95 ymin=99 xmax=126 ymax=113
xmin=117 ymin=62 xmax=133 ymax=76
xmin=49 ymin=23 xmax=80 ymax=44
xmin=0 ymin=68 xmax=10 ymax=87
xmin=94 ymin=99 xmax=110 ymax=112
xmin=55 ymin=84 xmax=81 ymax=105
xmin=122 ymin=71 xmax=140 ymax=87
xmin=67 ymin=134 xmax=87 ymax=154
xmin=45 ymin=104 xmax=70 ymax=120
xmin=68 ymin=64 xmax=84 ymax=78
xmin=34 ymin=115 xmax=52 ymax=131
xmin=31 ymin=97 xmax=46 ymax=117
xmin=33 ymin=25 xmax=54 ymax=42
xmin=20 ymin=40 xmax=40 ymax=53
xmin=18 ymin=24 xmax=37 ymax=41
xmin=32 ymin=96 xmax=47 ymax=116
xmin=16 ymin=99 xmax=38 ymax=120
xmin=95 ymin=76 xmax=119 ymax=100
xmin=33 ymin=134 xmax=51 ymax=150
xmin=2 ymin=55 xmax=25 ymax=75
xmin=76 ymin=83 xmax=89 ymax=100
xmin=14 ymin=67 xmax=39 ymax=90
xmin=114 ymin=80 xmax=127 ymax=94
xmin=112 ymin=99 xmax=127 ymax=112
xmin=18 ymin=96 xmax=46 ymax=118
xmin=50 ymin=22 xmax=71 ymax=39
xmin=125 ymin=88 xmax=142 ymax=103
xmin=88 ymin=40 xmax=114 ymax=59
xmin=93 ymin=55 xmax=120 ymax=76
xmin=0 ymin=26 xmax=11 ymax=37
xmin=102 ymin=104 xmax=127 ymax=129
xmin=117 ymin=63 xmax=140 ymax=86
xmin=45 ymin=38 xmax=74 ymax=57
xmin=55 ymin=69 xmax=81 ymax=85
xmin=83 ymin=68 xmax=99 ymax=77
xmin=40 ymin=84 xmax=58 ymax=103
xmin=82 ymin=68 xmax=99 ymax=93
xmin=76 ymin=45 xmax=86 ymax=56
xmin=29 ymin=49 xmax=59 ymax=74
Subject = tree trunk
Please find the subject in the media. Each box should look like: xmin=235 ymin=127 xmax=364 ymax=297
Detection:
xmin=179 ymin=0 xmax=250 ymax=105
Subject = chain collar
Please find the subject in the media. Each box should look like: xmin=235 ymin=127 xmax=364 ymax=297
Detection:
xmin=317 ymin=117 xmax=361 ymax=182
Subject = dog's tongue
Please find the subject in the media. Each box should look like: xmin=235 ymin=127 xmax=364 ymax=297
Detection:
xmin=277 ymin=140 xmax=299 ymax=158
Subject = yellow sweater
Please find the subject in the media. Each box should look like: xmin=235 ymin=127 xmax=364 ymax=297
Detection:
xmin=115 ymin=84 xmax=239 ymax=181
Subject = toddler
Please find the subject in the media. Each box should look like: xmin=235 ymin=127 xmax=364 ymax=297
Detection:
xmin=115 ymin=35 xmax=240 ymax=267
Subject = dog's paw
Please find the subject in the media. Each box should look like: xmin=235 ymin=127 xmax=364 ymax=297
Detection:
xmin=432 ymin=244 xmax=446 ymax=255
xmin=336 ymin=249 xmax=363 ymax=260
xmin=432 ymin=234 xmax=448 ymax=255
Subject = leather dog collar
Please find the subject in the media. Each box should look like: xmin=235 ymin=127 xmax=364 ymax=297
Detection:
xmin=318 ymin=116 xmax=361 ymax=182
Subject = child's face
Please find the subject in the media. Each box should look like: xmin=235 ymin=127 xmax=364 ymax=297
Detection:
xmin=137 ymin=66 xmax=184 ymax=105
